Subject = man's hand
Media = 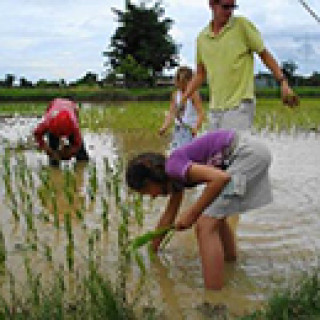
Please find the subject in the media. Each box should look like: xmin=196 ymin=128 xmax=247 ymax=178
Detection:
xmin=281 ymin=82 xmax=299 ymax=107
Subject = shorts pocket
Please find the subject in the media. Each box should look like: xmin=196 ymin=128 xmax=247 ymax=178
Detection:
xmin=221 ymin=174 xmax=246 ymax=197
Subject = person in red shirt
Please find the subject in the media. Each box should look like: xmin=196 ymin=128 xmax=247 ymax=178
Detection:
xmin=34 ymin=97 xmax=89 ymax=166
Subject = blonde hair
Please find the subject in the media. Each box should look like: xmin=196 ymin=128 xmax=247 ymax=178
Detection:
xmin=174 ymin=66 xmax=193 ymax=87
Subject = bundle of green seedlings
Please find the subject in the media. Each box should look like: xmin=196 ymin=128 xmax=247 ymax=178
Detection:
xmin=128 ymin=225 xmax=175 ymax=274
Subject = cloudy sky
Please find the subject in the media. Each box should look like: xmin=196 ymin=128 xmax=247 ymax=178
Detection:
xmin=0 ymin=0 xmax=319 ymax=82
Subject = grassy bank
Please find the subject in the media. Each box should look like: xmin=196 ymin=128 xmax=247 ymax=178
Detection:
xmin=0 ymin=87 xmax=172 ymax=102
xmin=0 ymin=98 xmax=319 ymax=132
xmin=240 ymin=268 xmax=320 ymax=320
xmin=1 ymin=86 xmax=320 ymax=102
xmin=80 ymin=99 xmax=320 ymax=132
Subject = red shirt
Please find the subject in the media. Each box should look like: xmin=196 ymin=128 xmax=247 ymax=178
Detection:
xmin=34 ymin=98 xmax=82 ymax=155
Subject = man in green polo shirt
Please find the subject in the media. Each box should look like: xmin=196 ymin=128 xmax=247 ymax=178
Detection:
xmin=179 ymin=0 xmax=299 ymax=130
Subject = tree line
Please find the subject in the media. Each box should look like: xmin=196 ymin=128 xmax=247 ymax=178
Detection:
xmin=1 ymin=1 xmax=319 ymax=89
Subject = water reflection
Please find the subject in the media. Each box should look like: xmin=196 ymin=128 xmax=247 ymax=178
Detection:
xmin=37 ymin=162 xmax=87 ymax=219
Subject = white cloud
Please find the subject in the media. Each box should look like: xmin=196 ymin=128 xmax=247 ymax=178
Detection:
xmin=0 ymin=0 xmax=319 ymax=80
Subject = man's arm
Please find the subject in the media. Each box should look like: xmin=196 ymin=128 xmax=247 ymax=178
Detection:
xmin=258 ymin=49 xmax=299 ymax=107
xmin=191 ymin=91 xmax=205 ymax=136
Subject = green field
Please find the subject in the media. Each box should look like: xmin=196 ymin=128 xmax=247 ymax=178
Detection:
xmin=1 ymin=98 xmax=318 ymax=132
xmin=0 ymin=86 xmax=320 ymax=102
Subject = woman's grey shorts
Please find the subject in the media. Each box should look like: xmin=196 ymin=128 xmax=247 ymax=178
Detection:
xmin=203 ymin=134 xmax=273 ymax=218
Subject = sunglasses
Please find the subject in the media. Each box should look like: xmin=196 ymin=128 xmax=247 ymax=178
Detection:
xmin=220 ymin=3 xmax=238 ymax=10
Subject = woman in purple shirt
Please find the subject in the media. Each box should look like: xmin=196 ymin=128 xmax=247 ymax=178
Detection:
xmin=126 ymin=129 xmax=272 ymax=290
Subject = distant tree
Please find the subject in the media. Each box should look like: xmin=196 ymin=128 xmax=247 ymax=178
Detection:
xmin=19 ymin=77 xmax=33 ymax=88
xmin=104 ymin=0 xmax=179 ymax=87
xmin=307 ymin=71 xmax=320 ymax=86
xmin=115 ymin=54 xmax=150 ymax=87
xmin=36 ymin=79 xmax=60 ymax=88
xmin=281 ymin=60 xmax=298 ymax=86
xmin=72 ymin=72 xmax=99 ymax=86
xmin=59 ymin=79 xmax=67 ymax=87
xmin=4 ymin=74 xmax=15 ymax=87
xmin=102 ymin=69 xmax=118 ymax=86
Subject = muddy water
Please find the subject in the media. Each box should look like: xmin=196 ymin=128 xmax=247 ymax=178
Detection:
xmin=0 ymin=115 xmax=319 ymax=319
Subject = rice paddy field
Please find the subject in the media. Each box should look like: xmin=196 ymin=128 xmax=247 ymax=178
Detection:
xmin=0 ymin=99 xmax=319 ymax=319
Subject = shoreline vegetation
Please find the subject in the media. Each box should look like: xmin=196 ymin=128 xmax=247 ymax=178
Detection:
xmin=1 ymin=86 xmax=320 ymax=103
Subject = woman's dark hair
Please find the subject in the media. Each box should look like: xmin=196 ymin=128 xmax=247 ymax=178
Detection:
xmin=126 ymin=152 xmax=168 ymax=191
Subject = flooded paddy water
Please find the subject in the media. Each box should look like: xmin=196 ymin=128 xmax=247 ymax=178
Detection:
xmin=0 ymin=108 xmax=319 ymax=319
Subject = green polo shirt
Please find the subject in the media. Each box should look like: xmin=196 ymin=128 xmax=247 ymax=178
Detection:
xmin=197 ymin=16 xmax=264 ymax=110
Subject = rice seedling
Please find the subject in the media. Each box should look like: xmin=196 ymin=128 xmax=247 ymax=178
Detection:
xmin=9 ymin=194 xmax=20 ymax=221
xmin=240 ymin=268 xmax=320 ymax=320
xmin=0 ymin=228 xmax=6 ymax=274
xmin=51 ymin=191 xmax=60 ymax=229
xmin=64 ymin=212 xmax=73 ymax=242
xmin=38 ymin=210 xmax=50 ymax=223
xmin=103 ymin=157 xmax=112 ymax=175
xmin=75 ymin=208 xmax=84 ymax=221
xmin=117 ymin=203 xmax=131 ymax=305
xmin=112 ymin=166 xmax=123 ymax=207
xmin=133 ymin=193 xmax=144 ymax=227
xmin=89 ymin=161 xmax=98 ymax=196
xmin=43 ymin=244 xmax=53 ymax=262
xmin=39 ymin=166 xmax=50 ymax=190
xmin=63 ymin=168 xmax=75 ymax=205
xmin=133 ymin=251 xmax=146 ymax=275
xmin=103 ymin=157 xmax=112 ymax=193
xmin=128 ymin=225 xmax=174 ymax=253
xmin=66 ymin=241 xmax=75 ymax=271
xmin=101 ymin=197 xmax=109 ymax=231
xmin=24 ymin=256 xmax=41 ymax=307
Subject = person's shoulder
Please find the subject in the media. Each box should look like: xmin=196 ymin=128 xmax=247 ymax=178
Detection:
xmin=234 ymin=15 xmax=258 ymax=29
xmin=197 ymin=22 xmax=211 ymax=38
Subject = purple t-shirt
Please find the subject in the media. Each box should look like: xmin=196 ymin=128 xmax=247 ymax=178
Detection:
xmin=165 ymin=130 xmax=235 ymax=183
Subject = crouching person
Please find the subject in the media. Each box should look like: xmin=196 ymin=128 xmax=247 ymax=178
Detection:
xmin=126 ymin=130 xmax=272 ymax=290
xmin=34 ymin=97 xmax=89 ymax=166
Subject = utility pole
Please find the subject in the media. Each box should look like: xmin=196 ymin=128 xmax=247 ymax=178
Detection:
xmin=297 ymin=0 xmax=320 ymax=24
